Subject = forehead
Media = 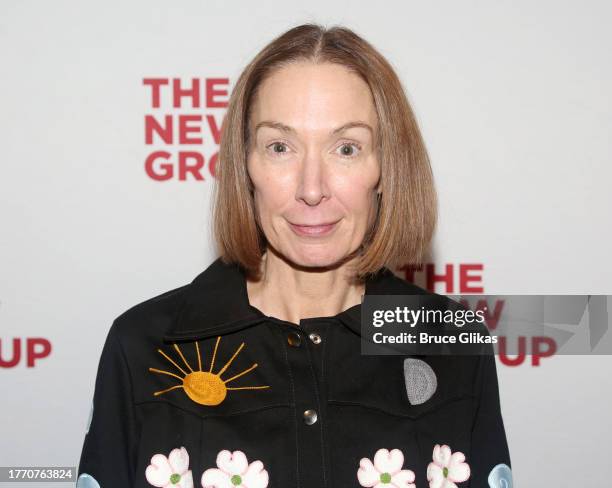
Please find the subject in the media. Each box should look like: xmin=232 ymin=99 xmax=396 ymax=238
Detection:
xmin=250 ymin=61 xmax=377 ymax=132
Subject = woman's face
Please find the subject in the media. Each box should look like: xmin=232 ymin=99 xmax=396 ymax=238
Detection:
xmin=247 ymin=61 xmax=381 ymax=269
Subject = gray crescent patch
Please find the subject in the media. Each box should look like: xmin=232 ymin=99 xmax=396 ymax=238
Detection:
xmin=403 ymin=358 xmax=437 ymax=405
xmin=76 ymin=473 xmax=101 ymax=488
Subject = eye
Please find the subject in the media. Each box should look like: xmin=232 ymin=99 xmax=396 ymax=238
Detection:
xmin=265 ymin=141 xmax=291 ymax=157
xmin=336 ymin=142 xmax=362 ymax=158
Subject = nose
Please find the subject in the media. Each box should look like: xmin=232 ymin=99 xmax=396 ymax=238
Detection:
xmin=295 ymin=149 xmax=330 ymax=206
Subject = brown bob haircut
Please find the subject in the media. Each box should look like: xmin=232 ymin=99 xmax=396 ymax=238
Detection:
xmin=212 ymin=23 xmax=437 ymax=281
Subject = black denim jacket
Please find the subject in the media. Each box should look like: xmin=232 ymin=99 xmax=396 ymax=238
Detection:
xmin=76 ymin=257 xmax=512 ymax=488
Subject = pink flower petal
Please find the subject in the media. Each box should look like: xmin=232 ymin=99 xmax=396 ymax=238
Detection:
xmin=373 ymin=448 xmax=405 ymax=475
xmin=241 ymin=460 xmax=269 ymax=488
xmin=145 ymin=454 xmax=173 ymax=487
xmin=168 ymin=447 xmax=190 ymax=475
xmin=216 ymin=450 xmax=249 ymax=475
xmin=432 ymin=445 xmax=452 ymax=468
xmin=391 ymin=468 xmax=416 ymax=488
xmin=440 ymin=480 xmax=458 ymax=488
xmin=427 ymin=462 xmax=445 ymax=488
xmin=447 ymin=452 xmax=470 ymax=482
xmin=201 ymin=468 xmax=233 ymax=488
xmin=357 ymin=457 xmax=380 ymax=487
xmin=175 ymin=469 xmax=194 ymax=488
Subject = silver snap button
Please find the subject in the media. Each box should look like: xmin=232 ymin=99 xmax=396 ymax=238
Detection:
xmin=309 ymin=332 xmax=322 ymax=344
xmin=303 ymin=409 xmax=318 ymax=425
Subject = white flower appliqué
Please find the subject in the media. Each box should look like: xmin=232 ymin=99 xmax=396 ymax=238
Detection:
xmin=426 ymin=444 xmax=470 ymax=488
xmin=201 ymin=450 xmax=269 ymax=488
xmin=145 ymin=446 xmax=193 ymax=488
xmin=357 ymin=448 xmax=416 ymax=488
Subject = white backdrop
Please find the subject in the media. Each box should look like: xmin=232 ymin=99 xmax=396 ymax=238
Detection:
xmin=1 ymin=1 xmax=611 ymax=486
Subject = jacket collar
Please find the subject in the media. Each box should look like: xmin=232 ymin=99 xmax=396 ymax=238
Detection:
xmin=163 ymin=256 xmax=422 ymax=342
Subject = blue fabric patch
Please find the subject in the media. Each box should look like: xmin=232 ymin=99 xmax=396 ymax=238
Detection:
xmin=488 ymin=463 xmax=513 ymax=488
xmin=76 ymin=473 xmax=101 ymax=488
xmin=86 ymin=401 xmax=93 ymax=434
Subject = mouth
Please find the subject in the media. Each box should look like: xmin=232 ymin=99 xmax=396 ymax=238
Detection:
xmin=288 ymin=219 xmax=341 ymax=237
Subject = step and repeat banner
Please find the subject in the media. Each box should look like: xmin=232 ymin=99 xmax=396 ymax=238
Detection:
xmin=1 ymin=1 xmax=611 ymax=486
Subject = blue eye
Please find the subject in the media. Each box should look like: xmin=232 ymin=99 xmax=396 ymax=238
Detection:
xmin=266 ymin=142 xmax=290 ymax=156
xmin=337 ymin=142 xmax=362 ymax=158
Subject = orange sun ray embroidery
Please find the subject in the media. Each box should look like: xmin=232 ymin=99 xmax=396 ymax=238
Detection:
xmin=148 ymin=336 xmax=270 ymax=406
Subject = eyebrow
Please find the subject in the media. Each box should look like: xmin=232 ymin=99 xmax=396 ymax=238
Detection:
xmin=254 ymin=120 xmax=374 ymax=136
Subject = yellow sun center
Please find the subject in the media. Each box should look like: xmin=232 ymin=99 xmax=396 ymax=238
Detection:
xmin=184 ymin=371 xmax=227 ymax=405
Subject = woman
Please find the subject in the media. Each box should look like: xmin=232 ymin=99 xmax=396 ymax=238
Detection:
xmin=77 ymin=24 xmax=512 ymax=488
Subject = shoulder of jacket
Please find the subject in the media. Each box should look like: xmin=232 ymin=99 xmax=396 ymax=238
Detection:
xmin=110 ymin=282 xmax=191 ymax=341
xmin=382 ymin=271 xmax=460 ymax=306
xmin=388 ymin=273 xmax=431 ymax=294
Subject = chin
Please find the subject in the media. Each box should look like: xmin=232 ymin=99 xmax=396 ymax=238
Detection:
xmin=288 ymin=248 xmax=347 ymax=269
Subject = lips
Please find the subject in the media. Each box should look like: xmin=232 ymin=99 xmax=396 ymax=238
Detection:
xmin=288 ymin=220 xmax=340 ymax=237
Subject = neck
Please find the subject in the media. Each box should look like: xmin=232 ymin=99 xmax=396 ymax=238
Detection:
xmin=245 ymin=250 xmax=365 ymax=326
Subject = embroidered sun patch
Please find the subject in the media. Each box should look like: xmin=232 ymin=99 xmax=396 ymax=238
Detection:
xmin=149 ymin=336 xmax=270 ymax=406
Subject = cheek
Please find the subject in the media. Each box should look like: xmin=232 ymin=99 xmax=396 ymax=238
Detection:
xmin=334 ymin=173 xmax=379 ymax=215
xmin=252 ymin=178 xmax=295 ymax=223
xmin=346 ymin=193 xmax=377 ymax=220
xmin=248 ymin=159 xmax=295 ymax=218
